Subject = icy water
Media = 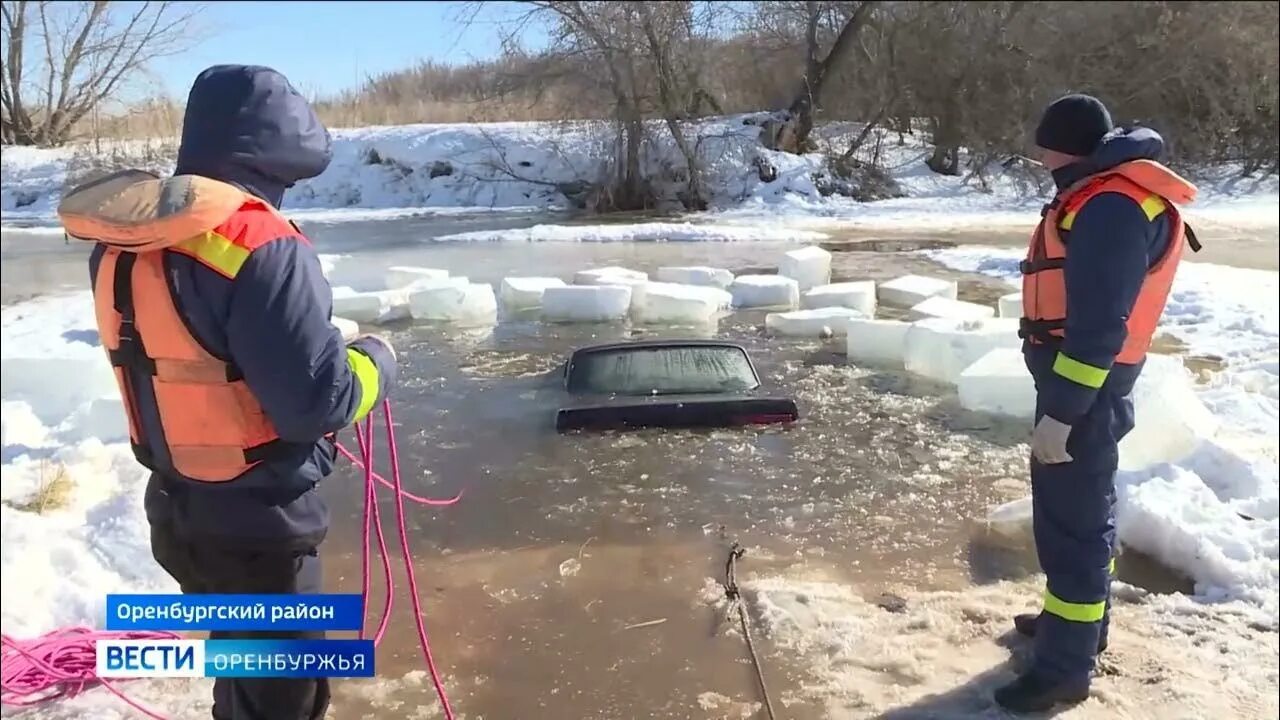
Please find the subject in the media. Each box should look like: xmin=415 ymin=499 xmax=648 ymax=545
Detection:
xmin=0 ymin=213 xmax=1262 ymax=719
xmin=275 ymin=221 xmax=1031 ymax=718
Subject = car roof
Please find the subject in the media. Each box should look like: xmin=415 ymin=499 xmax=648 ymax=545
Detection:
xmin=570 ymin=339 xmax=748 ymax=357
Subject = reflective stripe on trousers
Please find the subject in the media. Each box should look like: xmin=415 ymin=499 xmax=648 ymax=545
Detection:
xmin=1030 ymin=390 xmax=1134 ymax=682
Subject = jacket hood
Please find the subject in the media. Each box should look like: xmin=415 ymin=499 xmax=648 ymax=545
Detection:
xmin=174 ymin=65 xmax=331 ymax=208
xmin=1053 ymin=126 xmax=1196 ymax=205
xmin=1052 ymin=126 xmax=1164 ymax=190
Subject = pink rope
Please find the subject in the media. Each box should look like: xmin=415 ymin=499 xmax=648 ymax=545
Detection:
xmin=380 ymin=401 xmax=456 ymax=720
xmin=1 ymin=401 xmax=460 ymax=720
xmin=354 ymin=412 xmax=394 ymax=646
xmin=1 ymin=628 xmax=176 ymax=718
xmin=334 ymin=441 xmax=463 ymax=506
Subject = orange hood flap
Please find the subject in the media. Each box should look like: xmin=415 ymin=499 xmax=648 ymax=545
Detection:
xmin=1111 ymin=160 xmax=1198 ymax=206
xmin=58 ymin=170 xmax=250 ymax=252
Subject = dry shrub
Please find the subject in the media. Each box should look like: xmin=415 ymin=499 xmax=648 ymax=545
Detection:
xmin=6 ymin=461 xmax=74 ymax=514
xmin=54 ymin=2 xmax=1278 ymax=177
xmin=63 ymin=138 xmax=178 ymax=193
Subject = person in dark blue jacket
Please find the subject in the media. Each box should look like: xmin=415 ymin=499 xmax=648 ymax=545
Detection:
xmin=996 ymin=94 xmax=1195 ymax=713
xmin=86 ymin=65 xmax=396 ymax=720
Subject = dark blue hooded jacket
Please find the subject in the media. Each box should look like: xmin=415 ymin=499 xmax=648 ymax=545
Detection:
xmin=89 ymin=65 xmax=396 ymax=547
xmin=1025 ymin=127 xmax=1174 ymax=425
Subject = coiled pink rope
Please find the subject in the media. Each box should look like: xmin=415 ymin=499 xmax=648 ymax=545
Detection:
xmin=1 ymin=628 xmax=177 ymax=718
xmin=0 ymin=400 xmax=460 ymax=719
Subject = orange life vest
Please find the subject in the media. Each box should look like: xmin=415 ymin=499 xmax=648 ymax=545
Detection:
xmin=1020 ymin=159 xmax=1200 ymax=365
xmin=59 ymin=170 xmax=301 ymax=482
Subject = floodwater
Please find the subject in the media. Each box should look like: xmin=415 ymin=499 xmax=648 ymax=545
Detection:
xmin=0 ymin=212 xmax=1270 ymax=719
xmin=292 ymin=221 xmax=1034 ymax=719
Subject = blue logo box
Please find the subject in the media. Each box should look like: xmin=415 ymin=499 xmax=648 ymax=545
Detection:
xmin=106 ymin=594 xmax=365 ymax=631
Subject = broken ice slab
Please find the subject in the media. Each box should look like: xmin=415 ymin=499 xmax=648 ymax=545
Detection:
xmin=635 ymin=282 xmax=732 ymax=324
xmin=541 ymin=285 xmax=633 ymax=322
xmin=573 ymin=266 xmax=648 ymax=285
xmin=385 ymin=266 xmax=449 ymax=290
xmin=878 ymin=274 xmax=958 ymax=308
xmin=801 ymin=281 xmax=877 ymax=316
xmin=766 ymin=307 xmax=866 ymax=337
xmin=998 ymin=292 xmax=1023 ymax=319
xmin=654 ymin=266 xmax=735 ymax=288
xmin=1118 ymin=354 xmax=1219 ymax=471
xmin=903 ymin=317 xmax=1020 ymax=386
xmin=845 ymin=318 xmax=911 ymax=368
xmin=729 ymin=275 xmax=800 ymax=309
xmin=778 ymin=245 xmax=832 ymax=291
xmin=499 ymin=277 xmax=567 ymax=311
xmin=908 ymin=296 xmax=996 ymax=323
xmin=408 ymin=282 xmax=497 ymax=323
xmin=958 ymin=347 xmax=1034 ymax=418
xmin=331 ymin=286 xmax=411 ymax=324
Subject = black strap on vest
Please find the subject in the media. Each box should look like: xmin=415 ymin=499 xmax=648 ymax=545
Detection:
xmin=109 ymin=253 xmax=157 ymax=375
xmin=107 ymin=252 xmax=287 ymax=473
xmin=110 ymin=254 xmax=162 ymax=473
xmin=243 ymin=439 xmax=297 ymax=464
xmin=1018 ymin=317 xmax=1065 ymax=343
xmin=1185 ymin=222 xmax=1202 ymax=253
xmin=1019 ymin=257 xmax=1065 ymax=275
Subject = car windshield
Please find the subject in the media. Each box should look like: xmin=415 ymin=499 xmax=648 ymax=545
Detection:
xmin=567 ymin=345 xmax=760 ymax=396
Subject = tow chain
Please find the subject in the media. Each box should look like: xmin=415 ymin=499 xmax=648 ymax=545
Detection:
xmin=722 ymin=542 xmax=778 ymax=720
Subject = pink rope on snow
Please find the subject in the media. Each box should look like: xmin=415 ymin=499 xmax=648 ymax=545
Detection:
xmin=1 ymin=628 xmax=177 ymax=718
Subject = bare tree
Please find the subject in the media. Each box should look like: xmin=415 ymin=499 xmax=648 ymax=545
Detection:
xmin=1 ymin=1 xmax=200 ymax=146
xmin=758 ymin=1 xmax=878 ymax=153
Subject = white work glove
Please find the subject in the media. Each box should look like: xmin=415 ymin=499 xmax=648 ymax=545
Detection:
xmin=357 ymin=334 xmax=397 ymax=363
xmin=1031 ymin=415 xmax=1073 ymax=464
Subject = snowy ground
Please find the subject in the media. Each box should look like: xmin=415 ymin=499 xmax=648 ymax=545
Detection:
xmin=711 ymin=572 xmax=1278 ymax=719
xmin=3 ymin=117 xmax=1277 ymax=232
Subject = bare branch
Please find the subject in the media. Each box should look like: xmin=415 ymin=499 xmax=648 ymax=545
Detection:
xmin=2 ymin=0 xmax=203 ymax=145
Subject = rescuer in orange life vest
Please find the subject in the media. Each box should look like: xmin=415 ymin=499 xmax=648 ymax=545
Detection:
xmin=995 ymin=94 xmax=1199 ymax=713
xmin=58 ymin=66 xmax=397 ymax=720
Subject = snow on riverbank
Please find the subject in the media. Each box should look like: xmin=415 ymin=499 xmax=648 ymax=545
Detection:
xmin=711 ymin=572 xmax=1277 ymax=718
xmin=1 ymin=295 xmax=177 ymax=641
xmin=926 ymin=246 xmax=1280 ymax=617
xmin=4 ymin=116 xmax=1276 ymax=231
xmin=429 ymin=221 xmax=828 ymax=243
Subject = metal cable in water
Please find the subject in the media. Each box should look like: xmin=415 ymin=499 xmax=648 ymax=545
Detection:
xmin=723 ymin=543 xmax=778 ymax=720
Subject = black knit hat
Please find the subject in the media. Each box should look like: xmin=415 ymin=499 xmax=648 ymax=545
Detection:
xmin=1035 ymin=94 xmax=1113 ymax=156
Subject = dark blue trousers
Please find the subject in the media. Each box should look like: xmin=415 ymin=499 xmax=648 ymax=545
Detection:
xmin=1030 ymin=390 xmax=1134 ymax=684
xmin=149 ymin=477 xmax=330 ymax=720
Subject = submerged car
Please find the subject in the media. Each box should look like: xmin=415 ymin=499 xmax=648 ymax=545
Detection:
xmin=556 ymin=340 xmax=800 ymax=432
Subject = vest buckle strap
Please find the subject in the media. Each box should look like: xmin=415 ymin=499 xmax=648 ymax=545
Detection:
xmin=109 ymin=341 xmax=157 ymax=375
xmin=1018 ymin=317 xmax=1065 ymax=341
xmin=1185 ymin=223 xmax=1202 ymax=253
xmin=243 ymin=438 xmax=298 ymax=464
xmin=1020 ymin=257 xmax=1065 ymax=275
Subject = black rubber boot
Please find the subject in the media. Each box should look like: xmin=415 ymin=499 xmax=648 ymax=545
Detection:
xmin=1013 ymin=612 xmax=1109 ymax=653
xmin=994 ymin=671 xmax=1090 ymax=713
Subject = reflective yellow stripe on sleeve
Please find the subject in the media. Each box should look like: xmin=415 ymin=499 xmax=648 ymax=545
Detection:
xmin=1043 ymin=589 xmax=1107 ymax=623
xmin=346 ymin=348 xmax=380 ymax=423
xmin=1053 ymin=352 xmax=1110 ymax=389
xmin=1059 ymin=210 xmax=1078 ymax=231
xmin=1108 ymin=557 xmax=1117 ymax=575
xmin=175 ymin=231 xmax=251 ymax=278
